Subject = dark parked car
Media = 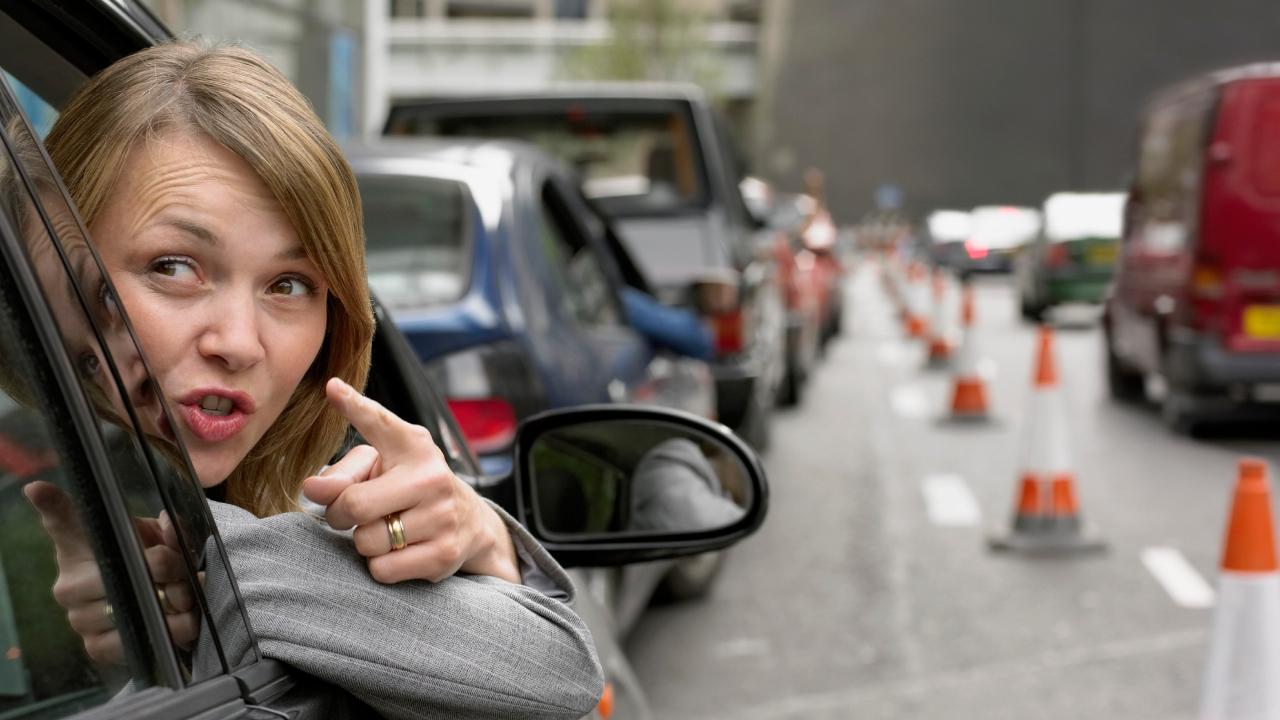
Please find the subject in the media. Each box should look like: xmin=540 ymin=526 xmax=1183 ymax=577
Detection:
xmin=347 ymin=140 xmax=717 ymax=478
xmin=0 ymin=3 xmax=768 ymax=719
xmin=383 ymin=85 xmax=788 ymax=448
xmin=1015 ymin=191 xmax=1125 ymax=322
xmin=1106 ymin=64 xmax=1280 ymax=431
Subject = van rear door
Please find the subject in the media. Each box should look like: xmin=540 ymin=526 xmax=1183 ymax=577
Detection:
xmin=1199 ymin=77 xmax=1280 ymax=350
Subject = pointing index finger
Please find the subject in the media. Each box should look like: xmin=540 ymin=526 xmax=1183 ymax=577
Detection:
xmin=325 ymin=378 xmax=431 ymax=463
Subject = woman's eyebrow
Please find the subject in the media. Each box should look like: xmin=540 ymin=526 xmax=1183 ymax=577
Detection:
xmin=162 ymin=217 xmax=219 ymax=246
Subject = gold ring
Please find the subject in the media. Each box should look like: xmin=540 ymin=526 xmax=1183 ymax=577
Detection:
xmin=157 ymin=586 xmax=178 ymax=614
xmin=103 ymin=602 xmax=114 ymax=622
xmin=385 ymin=513 xmax=407 ymax=551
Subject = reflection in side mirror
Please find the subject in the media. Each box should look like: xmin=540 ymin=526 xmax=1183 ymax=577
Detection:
xmin=513 ymin=406 xmax=768 ymax=567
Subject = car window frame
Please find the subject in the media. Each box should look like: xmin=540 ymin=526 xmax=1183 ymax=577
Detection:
xmin=536 ymin=174 xmax=627 ymax=331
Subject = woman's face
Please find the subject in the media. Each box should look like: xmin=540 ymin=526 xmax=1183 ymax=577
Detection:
xmin=91 ymin=131 xmax=329 ymax=487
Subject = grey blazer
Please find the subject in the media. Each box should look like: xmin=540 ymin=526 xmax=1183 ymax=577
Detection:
xmin=194 ymin=499 xmax=604 ymax=719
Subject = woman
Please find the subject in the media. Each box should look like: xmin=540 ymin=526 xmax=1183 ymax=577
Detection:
xmin=25 ymin=42 xmax=603 ymax=718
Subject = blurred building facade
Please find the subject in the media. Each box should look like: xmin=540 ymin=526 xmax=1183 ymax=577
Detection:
xmin=763 ymin=0 xmax=1280 ymax=221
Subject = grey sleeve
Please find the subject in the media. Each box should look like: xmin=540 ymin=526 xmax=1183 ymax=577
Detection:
xmin=484 ymin=499 xmax=573 ymax=603
xmin=203 ymin=501 xmax=603 ymax=720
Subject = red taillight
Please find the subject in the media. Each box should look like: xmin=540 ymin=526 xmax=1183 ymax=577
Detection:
xmin=1045 ymin=244 xmax=1070 ymax=268
xmin=965 ymin=238 xmax=988 ymax=259
xmin=445 ymin=398 xmax=517 ymax=454
xmin=711 ymin=310 xmax=746 ymax=355
xmin=1191 ymin=263 xmax=1224 ymax=299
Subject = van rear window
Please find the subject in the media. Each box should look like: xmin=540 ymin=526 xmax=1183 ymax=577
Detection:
xmin=1251 ymin=96 xmax=1280 ymax=197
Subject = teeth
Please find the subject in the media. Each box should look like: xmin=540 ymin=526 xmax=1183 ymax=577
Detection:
xmin=199 ymin=395 xmax=234 ymax=416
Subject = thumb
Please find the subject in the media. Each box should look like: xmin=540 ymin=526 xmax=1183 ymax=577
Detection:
xmin=301 ymin=472 xmax=356 ymax=507
xmin=23 ymin=480 xmax=94 ymax=561
xmin=301 ymin=443 xmax=381 ymax=507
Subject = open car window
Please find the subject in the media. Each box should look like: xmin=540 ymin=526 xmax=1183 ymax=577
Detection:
xmin=0 ymin=65 xmax=256 ymax=684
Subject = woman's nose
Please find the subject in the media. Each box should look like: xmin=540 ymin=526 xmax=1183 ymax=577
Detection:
xmin=196 ymin=291 xmax=267 ymax=372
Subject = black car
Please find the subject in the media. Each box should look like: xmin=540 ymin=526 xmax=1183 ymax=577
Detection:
xmin=0 ymin=3 xmax=767 ymax=719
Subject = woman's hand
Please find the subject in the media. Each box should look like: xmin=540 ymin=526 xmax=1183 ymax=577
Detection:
xmin=23 ymin=482 xmax=201 ymax=665
xmin=301 ymin=377 xmax=521 ymax=585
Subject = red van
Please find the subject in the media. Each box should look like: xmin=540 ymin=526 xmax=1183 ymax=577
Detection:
xmin=1105 ymin=64 xmax=1280 ymax=431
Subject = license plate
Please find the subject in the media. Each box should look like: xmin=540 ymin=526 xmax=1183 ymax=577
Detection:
xmin=1243 ymin=305 xmax=1280 ymax=338
xmin=1086 ymin=244 xmax=1117 ymax=266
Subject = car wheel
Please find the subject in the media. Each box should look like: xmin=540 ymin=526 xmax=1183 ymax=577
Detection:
xmin=739 ymin=391 xmax=772 ymax=451
xmin=776 ymin=359 xmax=803 ymax=408
xmin=1019 ymin=294 xmax=1045 ymax=323
xmin=1105 ymin=333 xmax=1145 ymax=402
xmin=1161 ymin=388 xmax=1203 ymax=436
xmin=657 ymin=551 xmax=724 ymax=601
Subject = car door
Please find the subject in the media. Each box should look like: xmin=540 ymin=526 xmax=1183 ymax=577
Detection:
xmin=530 ymin=171 xmax=653 ymax=406
xmin=0 ymin=71 xmax=297 ymax=718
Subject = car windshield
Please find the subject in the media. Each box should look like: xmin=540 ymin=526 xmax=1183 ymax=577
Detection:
xmin=405 ymin=108 xmax=709 ymax=217
xmin=358 ymin=174 xmax=471 ymax=310
xmin=970 ymin=206 xmax=1041 ymax=248
xmin=1043 ymin=193 xmax=1126 ymax=242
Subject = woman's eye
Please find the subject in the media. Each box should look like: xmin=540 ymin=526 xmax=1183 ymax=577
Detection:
xmin=76 ymin=351 xmax=101 ymax=379
xmin=149 ymin=257 xmax=196 ymax=280
xmin=268 ymin=276 xmax=314 ymax=297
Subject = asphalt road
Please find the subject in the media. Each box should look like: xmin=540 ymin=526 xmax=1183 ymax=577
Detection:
xmin=625 ymin=261 xmax=1280 ymax=719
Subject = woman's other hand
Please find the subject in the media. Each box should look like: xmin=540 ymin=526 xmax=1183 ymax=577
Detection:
xmin=23 ymin=482 xmax=201 ymax=664
xmin=301 ymin=378 xmax=521 ymax=585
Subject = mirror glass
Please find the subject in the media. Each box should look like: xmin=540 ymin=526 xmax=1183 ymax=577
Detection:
xmin=530 ymin=419 xmax=751 ymax=538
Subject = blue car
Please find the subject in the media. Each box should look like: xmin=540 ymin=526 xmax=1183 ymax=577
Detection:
xmin=347 ymin=139 xmax=718 ymax=477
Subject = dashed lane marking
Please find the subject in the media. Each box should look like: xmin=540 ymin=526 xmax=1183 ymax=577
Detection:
xmin=890 ymin=384 xmax=929 ymax=419
xmin=921 ymin=474 xmax=982 ymax=527
xmin=1141 ymin=546 xmax=1216 ymax=609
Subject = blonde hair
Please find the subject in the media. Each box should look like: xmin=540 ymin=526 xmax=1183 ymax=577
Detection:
xmin=45 ymin=42 xmax=373 ymax=517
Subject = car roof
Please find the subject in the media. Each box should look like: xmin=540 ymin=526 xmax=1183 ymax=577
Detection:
xmin=389 ymin=81 xmax=707 ymax=107
xmin=344 ymin=137 xmax=559 ymax=177
xmin=1146 ymin=62 xmax=1280 ymax=112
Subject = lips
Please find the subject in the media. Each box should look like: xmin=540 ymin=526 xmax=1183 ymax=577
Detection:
xmin=175 ymin=387 xmax=256 ymax=443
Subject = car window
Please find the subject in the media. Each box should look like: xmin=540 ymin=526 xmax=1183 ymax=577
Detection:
xmin=0 ymin=73 xmax=255 ymax=684
xmin=538 ymin=181 xmax=622 ymax=328
xmin=358 ymin=174 xmax=474 ymax=311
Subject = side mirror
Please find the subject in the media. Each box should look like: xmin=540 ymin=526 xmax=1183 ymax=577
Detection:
xmin=511 ymin=405 xmax=768 ymax=567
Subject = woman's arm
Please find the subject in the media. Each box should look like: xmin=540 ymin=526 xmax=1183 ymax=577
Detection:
xmin=202 ymin=500 xmax=603 ymax=720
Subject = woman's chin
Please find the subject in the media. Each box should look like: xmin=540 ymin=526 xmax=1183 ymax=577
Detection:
xmin=191 ymin=455 xmax=236 ymax=489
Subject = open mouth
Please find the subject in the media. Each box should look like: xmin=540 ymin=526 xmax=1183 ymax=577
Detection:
xmin=176 ymin=388 xmax=254 ymax=443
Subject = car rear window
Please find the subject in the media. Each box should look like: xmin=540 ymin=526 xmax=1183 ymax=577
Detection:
xmin=358 ymin=174 xmax=472 ymax=310
xmin=391 ymin=107 xmax=709 ymax=217
xmin=1250 ymin=94 xmax=1280 ymax=197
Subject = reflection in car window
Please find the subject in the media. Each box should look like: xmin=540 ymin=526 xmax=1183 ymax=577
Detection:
xmin=539 ymin=183 xmax=622 ymax=328
xmin=0 ymin=188 xmax=156 ymax=718
xmin=0 ymin=75 xmax=252 ymax=679
xmin=359 ymin=174 xmax=472 ymax=310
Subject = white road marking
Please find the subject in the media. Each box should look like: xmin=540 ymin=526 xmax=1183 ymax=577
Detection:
xmin=1141 ymin=546 xmax=1216 ymax=609
xmin=712 ymin=637 xmax=772 ymax=660
xmin=876 ymin=343 xmax=911 ymax=366
xmin=921 ymin=474 xmax=982 ymax=527
xmin=890 ymin=384 xmax=929 ymax=418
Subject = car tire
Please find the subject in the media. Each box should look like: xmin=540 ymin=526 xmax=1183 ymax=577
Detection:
xmin=1105 ymin=334 xmax=1145 ymax=402
xmin=739 ymin=391 xmax=772 ymax=451
xmin=656 ymin=551 xmax=724 ymax=601
xmin=1019 ymin=294 xmax=1046 ymax=323
xmin=777 ymin=360 xmax=803 ymax=408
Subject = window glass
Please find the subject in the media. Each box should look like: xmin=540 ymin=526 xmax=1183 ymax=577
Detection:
xmin=359 ymin=174 xmax=472 ymax=310
xmin=408 ymin=107 xmax=711 ymax=217
xmin=539 ymin=183 xmax=621 ymax=328
xmin=0 ymin=75 xmax=253 ymax=683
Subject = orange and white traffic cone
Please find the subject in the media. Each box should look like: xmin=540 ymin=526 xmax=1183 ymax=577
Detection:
xmin=1200 ymin=458 xmax=1280 ymax=720
xmin=903 ymin=263 xmax=930 ymax=340
xmin=942 ymin=284 xmax=992 ymax=423
xmin=990 ymin=325 xmax=1104 ymax=553
xmin=924 ymin=269 xmax=953 ymax=369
